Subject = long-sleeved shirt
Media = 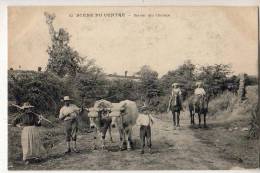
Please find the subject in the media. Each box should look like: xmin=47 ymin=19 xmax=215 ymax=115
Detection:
xmin=195 ymin=88 xmax=206 ymax=96
xmin=171 ymin=88 xmax=182 ymax=97
xmin=59 ymin=104 xmax=80 ymax=121
xmin=170 ymin=88 xmax=183 ymax=107
xmin=12 ymin=111 xmax=41 ymax=126
xmin=136 ymin=114 xmax=154 ymax=126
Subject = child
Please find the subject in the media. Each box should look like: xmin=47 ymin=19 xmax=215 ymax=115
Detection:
xmin=136 ymin=105 xmax=154 ymax=154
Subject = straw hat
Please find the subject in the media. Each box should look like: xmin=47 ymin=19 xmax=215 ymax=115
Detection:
xmin=63 ymin=96 xmax=72 ymax=101
xmin=21 ymin=102 xmax=34 ymax=109
xmin=195 ymin=81 xmax=203 ymax=87
xmin=172 ymin=83 xmax=179 ymax=87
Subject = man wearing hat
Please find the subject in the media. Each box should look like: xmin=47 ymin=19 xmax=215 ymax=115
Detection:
xmin=171 ymin=83 xmax=183 ymax=100
xmin=12 ymin=102 xmax=46 ymax=165
xmin=59 ymin=96 xmax=81 ymax=154
xmin=167 ymin=83 xmax=183 ymax=128
xmin=194 ymin=81 xmax=206 ymax=96
xmin=136 ymin=105 xmax=155 ymax=154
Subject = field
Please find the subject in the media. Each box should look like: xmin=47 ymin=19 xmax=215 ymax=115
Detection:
xmin=8 ymin=86 xmax=259 ymax=170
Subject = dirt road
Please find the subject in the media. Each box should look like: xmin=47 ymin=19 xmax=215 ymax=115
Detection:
xmin=11 ymin=112 xmax=246 ymax=170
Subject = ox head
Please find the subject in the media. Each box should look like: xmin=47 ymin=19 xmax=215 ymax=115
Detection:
xmin=87 ymin=107 xmax=112 ymax=129
xmin=109 ymin=103 xmax=127 ymax=128
xmin=86 ymin=108 xmax=98 ymax=129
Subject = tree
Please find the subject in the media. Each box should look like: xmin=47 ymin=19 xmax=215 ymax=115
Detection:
xmin=45 ymin=12 xmax=83 ymax=77
xmin=106 ymin=79 xmax=139 ymax=102
xmin=74 ymin=59 xmax=107 ymax=107
xmin=136 ymin=65 xmax=160 ymax=106
xmin=160 ymin=60 xmax=196 ymax=99
xmin=245 ymin=74 xmax=258 ymax=86
xmin=197 ymin=64 xmax=232 ymax=96
xmin=8 ymin=70 xmax=66 ymax=114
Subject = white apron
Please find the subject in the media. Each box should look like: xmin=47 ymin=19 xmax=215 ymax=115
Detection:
xmin=21 ymin=126 xmax=46 ymax=161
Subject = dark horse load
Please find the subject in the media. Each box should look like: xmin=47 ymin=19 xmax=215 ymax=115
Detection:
xmin=188 ymin=94 xmax=209 ymax=128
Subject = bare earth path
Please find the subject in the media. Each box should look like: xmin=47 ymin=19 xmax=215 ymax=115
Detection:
xmin=13 ymin=112 xmax=244 ymax=170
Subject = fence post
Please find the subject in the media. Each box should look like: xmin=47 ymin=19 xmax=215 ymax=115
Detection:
xmin=238 ymin=73 xmax=246 ymax=102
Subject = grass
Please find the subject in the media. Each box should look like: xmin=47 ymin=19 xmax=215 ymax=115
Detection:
xmin=194 ymin=118 xmax=259 ymax=168
xmin=208 ymin=86 xmax=258 ymax=121
xmin=8 ymin=113 xmax=90 ymax=167
xmin=8 ymin=123 xmax=64 ymax=165
xmin=193 ymin=85 xmax=259 ymax=168
xmin=208 ymin=91 xmax=239 ymax=116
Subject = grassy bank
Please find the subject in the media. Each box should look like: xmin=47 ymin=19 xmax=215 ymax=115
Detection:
xmin=194 ymin=85 xmax=259 ymax=168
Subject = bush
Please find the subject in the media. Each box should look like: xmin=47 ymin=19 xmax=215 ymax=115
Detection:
xmin=208 ymin=91 xmax=239 ymax=116
xmin=249 ymin=104 xmax=259 ymax=139
xmin=156 ymin=96 xmax=170 ymax=113
xmin=8 ymin=70 xmax=66 ymax=115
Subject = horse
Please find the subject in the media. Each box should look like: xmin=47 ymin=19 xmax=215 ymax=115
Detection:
xmin=188 ymin=94 xmax=209 ymax=128
xmin=168 ymin=93 xmax=182 ymax=127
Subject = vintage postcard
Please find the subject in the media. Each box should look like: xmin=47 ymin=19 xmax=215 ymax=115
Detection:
xmin=7 ymin=6 xmax=259 ymax=170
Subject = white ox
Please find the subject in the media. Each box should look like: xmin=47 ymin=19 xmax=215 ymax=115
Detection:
xmin=87 ymin=100 xmax=113 ymax=150
xmin=109 ymin=100 xmax=139 ymax=151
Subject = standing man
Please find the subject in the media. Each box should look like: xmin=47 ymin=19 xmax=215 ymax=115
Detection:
xmin=167 ymin=83 xmax=183 ymax=128
xmin=59 ymin=96 xmax=81 ymax=154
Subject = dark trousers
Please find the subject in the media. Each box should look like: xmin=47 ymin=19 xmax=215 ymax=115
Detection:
xmin=140 ymin=125 xmax=152 ymax=150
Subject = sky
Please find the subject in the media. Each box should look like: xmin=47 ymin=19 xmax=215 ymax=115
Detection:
xmin=8 ymin=6 xmax=258 ymax=77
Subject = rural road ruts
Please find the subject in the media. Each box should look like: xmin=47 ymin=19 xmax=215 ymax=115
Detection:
xmin=13 ymin=111 xmax=244 ymax=170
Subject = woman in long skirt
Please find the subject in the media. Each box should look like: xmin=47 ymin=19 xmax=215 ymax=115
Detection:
xmin=12 ymin=102 xmax=46 ymax=165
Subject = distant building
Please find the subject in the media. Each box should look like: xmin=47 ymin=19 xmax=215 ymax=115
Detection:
xmin=106 ymin=71 xmax=141 ymax=81
xmin=8 ymin=69 xmax=141 ymax=81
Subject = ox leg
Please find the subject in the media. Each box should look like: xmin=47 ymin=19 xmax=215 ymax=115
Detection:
xmin=101 ymin=127 xmax=109 ymax=150
xmin=119 ymin=129 xmax=126 ymax=151
xmin=126 ymin=129 xmax=132 ymax=151
xmin=101 ymin=133 xmax=105 ymax=150
xmin=108 ymin=126 xmax=113 ymax=143
xmin=92 ymin=128 xmax=98 ymax=150
xmin=140 ymin=126 xmax=145 ymax=154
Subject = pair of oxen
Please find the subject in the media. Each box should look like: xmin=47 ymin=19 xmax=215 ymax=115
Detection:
xmin=85 ymin=99 xmax=138 ymax=151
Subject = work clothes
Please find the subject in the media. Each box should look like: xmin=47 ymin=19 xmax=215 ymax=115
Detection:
xmin=13 ymin=112 xmax=45 ymax=161
xmin=59 ymin=104 xmax=80 ymax=142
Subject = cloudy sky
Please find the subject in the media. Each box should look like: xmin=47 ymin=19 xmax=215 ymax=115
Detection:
xmin=8 ymin=6 xmax=258 ymax=76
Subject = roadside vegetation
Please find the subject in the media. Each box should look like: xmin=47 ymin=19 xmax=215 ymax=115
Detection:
xmin=8 ymin=12 xmax=259 ymax=168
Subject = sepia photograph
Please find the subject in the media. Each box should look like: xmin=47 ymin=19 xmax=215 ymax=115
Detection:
xmin=7 ymin=5 xmax=259 ymax=170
